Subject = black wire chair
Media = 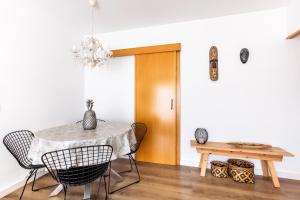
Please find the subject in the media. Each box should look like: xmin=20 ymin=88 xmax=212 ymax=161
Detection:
xmin=109 ymin=122 xmax=147 ymax=194
xmin=41 ymin=145 xmax=113 ymax=200
xmin=76 ymin=119 xmax=106 ymax=124
xmin=3 ymin=130 xmax=56 ymax=200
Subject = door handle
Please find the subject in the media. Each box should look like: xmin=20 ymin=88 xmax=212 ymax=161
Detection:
xmin=171 ymin=99 xmax=174 ymax=110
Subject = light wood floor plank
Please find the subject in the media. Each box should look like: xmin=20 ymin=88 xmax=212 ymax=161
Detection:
xmin=2 ymin=159 xmax=300 ymax=200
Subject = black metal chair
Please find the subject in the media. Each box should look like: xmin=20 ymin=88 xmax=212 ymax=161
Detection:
xmin=76 ymin=119 xmax=105 ymax=124
xmin=3 ymin=130 xmax=56 ymax=200
xmin=109 ymin=122 xmax=147 ymax=194
xmin=41 ymin=145 xmax=113 ymax=200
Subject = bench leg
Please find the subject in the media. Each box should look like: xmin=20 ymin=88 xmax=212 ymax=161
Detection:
xmin=267 ymin=161 xmax=280 ymax=188
xmin=199 ymin=153 xmax=209 ymax=177
xmin=261 ymin=160 xmax=269 ymax=177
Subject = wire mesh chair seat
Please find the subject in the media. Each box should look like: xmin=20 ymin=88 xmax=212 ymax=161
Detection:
xmin=3 ymin=130 xmax=56 ymax=200
xmin=42 ymin=145 xmax=113 ymax=200
xmin=76 ymin=119 xmax=106 ymax=124
xmin=56 ymin=163 xmax=110 ymax=186
xmin=109 ymin=122 xmax=147 ymax=194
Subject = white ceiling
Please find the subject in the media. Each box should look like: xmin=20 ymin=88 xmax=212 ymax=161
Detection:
xmin=78 ymin=0 xmax=288 ymax=33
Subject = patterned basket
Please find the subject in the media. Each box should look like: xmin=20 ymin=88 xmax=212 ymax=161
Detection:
xmin=228 ymin=159 xmax=255 ymax=184
xmin=210 ymin=161 xmax=229 ymax=178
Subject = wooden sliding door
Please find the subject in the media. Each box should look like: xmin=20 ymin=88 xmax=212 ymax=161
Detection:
xmin=135 ymin=51 xmax=178 ymax=165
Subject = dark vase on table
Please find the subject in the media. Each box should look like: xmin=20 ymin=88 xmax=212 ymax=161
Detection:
xmin=195 ymin=128 xmax=208 ymax=144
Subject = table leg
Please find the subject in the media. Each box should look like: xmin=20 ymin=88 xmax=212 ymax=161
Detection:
xmin=111 ymin=168 xmax=124 ymax=182
xmin=267 ymin=160 xmax=280 ymax=188
xmin=83 ymin=183 xmax=91 ymax=200
xmin=199 ymin=156 xmax=203 ymax=174
xmin=49 ymin=168 xmax=124 ymax=199
xmin=261 ymin=160 xmax=269 ymax=177
xmin=49 ymin=184 xmax=63 ymax=197
xmin=199 ymin=153 xmax=209 ymax=177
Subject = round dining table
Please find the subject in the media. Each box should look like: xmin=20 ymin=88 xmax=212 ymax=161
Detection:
xmin=28 ymin=120 xmax=136 ymax=199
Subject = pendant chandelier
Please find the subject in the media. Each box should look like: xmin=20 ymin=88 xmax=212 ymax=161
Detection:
xmin=72 ymin=0 xmax=112 ymax=67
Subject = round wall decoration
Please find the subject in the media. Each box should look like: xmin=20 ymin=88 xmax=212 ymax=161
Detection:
xmin=240 ymin=48 xmax=249 ymax=64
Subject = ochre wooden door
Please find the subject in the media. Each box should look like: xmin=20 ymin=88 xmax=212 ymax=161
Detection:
xmin=135 ymin=51 xmax=177 ymax=165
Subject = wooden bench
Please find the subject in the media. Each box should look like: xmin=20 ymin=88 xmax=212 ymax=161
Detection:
xmin=191 ymin=140 xmax=294 ymax=188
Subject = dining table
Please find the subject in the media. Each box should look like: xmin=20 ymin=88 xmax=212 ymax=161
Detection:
xmin=28 ymin=120 xmax=136 ymax=199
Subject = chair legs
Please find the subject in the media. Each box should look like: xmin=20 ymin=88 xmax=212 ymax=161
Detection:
xmin=19 ymin=169 xmax=36 ymax=200
xmin=95 ymin=177 xmax=102 ymax=200
xmin=96 ymin=176 xmax=109 ymax=200
xmin=31 ymin=169 xmax=57 ymax=191
xmin=63 ymin=185 xmax=67 ymax=200
xmin=19 ymin=168 xmax=58 ymax=200
xmin=104 ymin=176 xmax=108 ymax=200
xmin=105 ymin=162 xmax=111 ymax=199
xmin=118 ymin=155 xmax=133 ymax=174
xmin=109 ymin=154 xmax=141 ymax=194
xmin=31 ymin=170 xmax=38 ymax=191
xmin=132 ymin=156 xmax=141 ymax=182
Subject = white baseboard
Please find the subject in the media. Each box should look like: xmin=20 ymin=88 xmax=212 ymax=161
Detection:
xmin=180 ymin=159 xmax=300 ymax=180
xmin=0 ymin=170 xmax=48 ymax=198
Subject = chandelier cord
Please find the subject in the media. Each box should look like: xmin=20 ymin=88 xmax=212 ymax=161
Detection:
xmin=72 ymin=0 xmax=112 ymax=67
xmin=91 ymin=6 xmax=95 ymax=37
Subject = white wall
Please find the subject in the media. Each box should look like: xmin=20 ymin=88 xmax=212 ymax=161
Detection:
xmin=0 ymin=0 xmax=87 ymax=196
xmin=1 ymin=3 xmax=298 ymax=197
xmin=287 ymin=0 xmax=300 ymax=33
xmin=85 ymin=8 xmax=300 ymax=179
xmin=85 ymin=56 xmax=135 ymax=123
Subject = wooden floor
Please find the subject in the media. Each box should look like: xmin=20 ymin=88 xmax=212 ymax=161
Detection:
xmin=2 ymin=159 xmax=300 ymax=200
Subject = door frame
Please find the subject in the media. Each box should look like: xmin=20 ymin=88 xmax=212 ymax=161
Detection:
xmin=112 ymin=43 xmax=181 ymax=165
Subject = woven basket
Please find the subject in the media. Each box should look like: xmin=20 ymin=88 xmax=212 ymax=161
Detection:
xmin=211 ymin=161 xmax=229 ymax=178
xmin=228 ymin=159 xmax=255 ymax=184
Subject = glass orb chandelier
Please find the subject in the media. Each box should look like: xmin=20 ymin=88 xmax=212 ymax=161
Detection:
xmin=72 ymin=0 xmax=112 ymax=68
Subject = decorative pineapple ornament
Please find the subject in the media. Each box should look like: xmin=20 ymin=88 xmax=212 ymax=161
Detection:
xmin=83 ymin=99 xmax=97 ymax=130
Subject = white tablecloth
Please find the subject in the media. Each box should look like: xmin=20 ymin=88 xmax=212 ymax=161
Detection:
xmin=28 ymin=121 xmax=136 ymax=165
